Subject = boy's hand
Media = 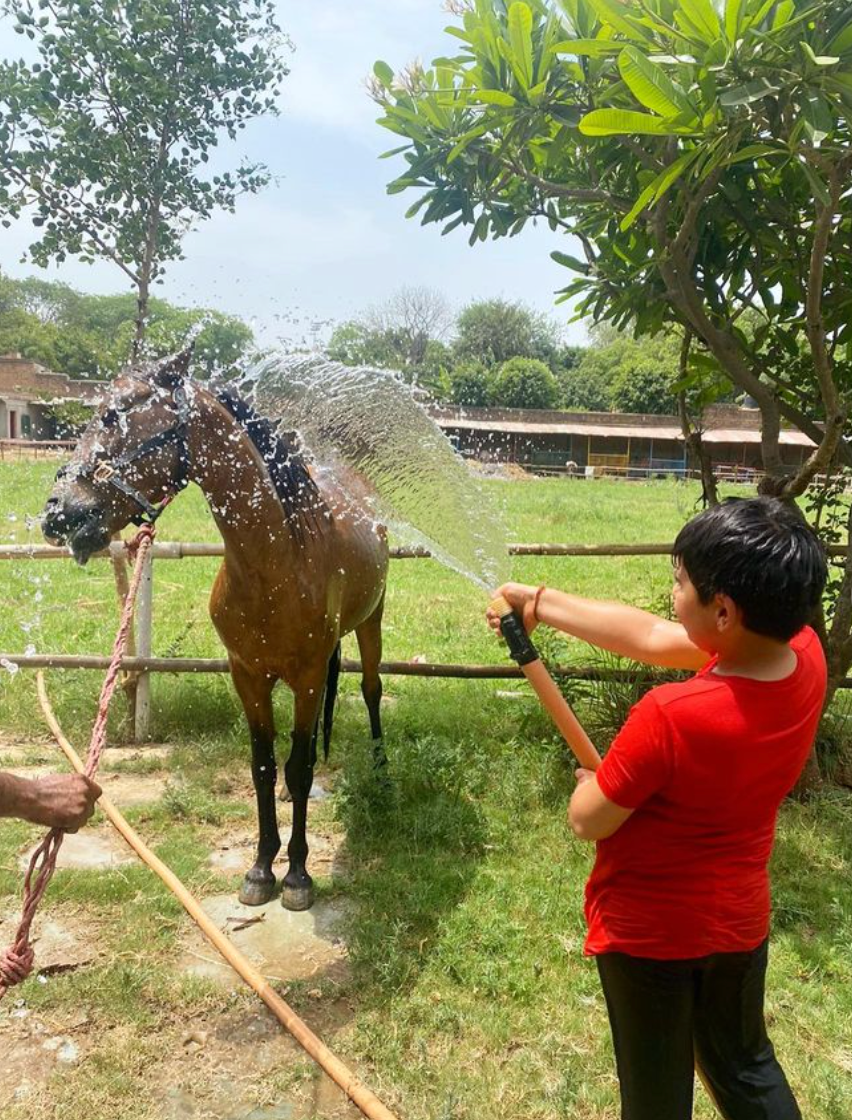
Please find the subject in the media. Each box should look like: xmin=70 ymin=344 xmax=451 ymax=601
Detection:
xmin=485 ymin=582 xmax=540 ymax=636
xmin=575 ymin=768 xmax=595 ymax=786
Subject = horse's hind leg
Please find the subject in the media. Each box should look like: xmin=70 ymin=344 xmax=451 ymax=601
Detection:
xmin=282 ymin=675 xmax=325 ymax=911
xmin=231 ymin=662 xmax=280 ymax=907
xmin=355 ymin=595 xmax=385 ymax=766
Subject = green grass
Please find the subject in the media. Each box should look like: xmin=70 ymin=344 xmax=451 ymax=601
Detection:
xmin=1 ymin=462 xmax=851 ymax=1119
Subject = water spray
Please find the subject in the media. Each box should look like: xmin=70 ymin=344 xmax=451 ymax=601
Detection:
xmin=489 ymin=596 xmax=601 ymax=772
xmin=248 ymin=354 xmax=600 ymax=768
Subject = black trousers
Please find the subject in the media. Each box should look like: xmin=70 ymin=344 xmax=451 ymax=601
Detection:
xmin=596 ymin=939 xmax=801 ymax=1120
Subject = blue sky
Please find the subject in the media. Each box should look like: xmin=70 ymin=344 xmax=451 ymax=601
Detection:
xmin=0 ymin=1 xmax=585 ymax=347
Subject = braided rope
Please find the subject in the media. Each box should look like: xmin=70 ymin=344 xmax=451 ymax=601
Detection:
xmin=0 ymin=525 xmax=156 ymax=999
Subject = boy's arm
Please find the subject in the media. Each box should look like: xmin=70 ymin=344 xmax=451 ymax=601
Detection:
xmin=569 ymin=770 xmax=634 ymax=841
xmin=491 ymin=583 xmax=709 ymax=671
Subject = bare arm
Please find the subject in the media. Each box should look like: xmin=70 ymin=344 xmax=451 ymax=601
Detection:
xmin=0 ymin=772 xmax=101 ymax=831
xmin=568 ymin=769 xmax=634 ymax=841
xmin=488 ymin=583 xmax=709 ymax=671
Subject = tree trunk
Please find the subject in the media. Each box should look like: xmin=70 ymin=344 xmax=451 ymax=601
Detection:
xmin=132 ymin=278 xmax=149 ymax=362
xmin=675 ymin=338 xmax=719 ymax=507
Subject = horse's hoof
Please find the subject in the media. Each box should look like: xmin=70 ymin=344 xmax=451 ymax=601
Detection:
xmin=281 ymin=883 xmax=314 ymax=911
xmin=238 ymin=877 xmax=276 ymax=906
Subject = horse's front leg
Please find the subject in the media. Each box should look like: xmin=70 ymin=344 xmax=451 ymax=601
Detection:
xmin=231 ymin=662 xmax=280 ymax=907
xmin=282 ymin=680 xmax=325 ymax=912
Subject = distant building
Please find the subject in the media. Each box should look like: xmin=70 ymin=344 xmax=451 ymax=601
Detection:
xmin=0 ymin=353 xmax=105 ymax=440
xmin=429 ymin=404 xmax=814 ymax=478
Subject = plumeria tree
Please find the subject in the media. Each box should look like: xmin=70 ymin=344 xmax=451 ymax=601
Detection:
xmin=373 ymin=0 xmax=852 ymax=776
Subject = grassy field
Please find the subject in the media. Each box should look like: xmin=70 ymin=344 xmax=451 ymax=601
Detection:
xmin=0 ymin=462 xmax=851 ymax=1120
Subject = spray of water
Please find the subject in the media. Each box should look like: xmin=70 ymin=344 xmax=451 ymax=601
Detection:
xmin=243 ymin=354 xmax=511 ymax=591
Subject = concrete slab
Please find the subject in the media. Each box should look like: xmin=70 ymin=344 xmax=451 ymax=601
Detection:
xmin=6 ymin=766 xmax=167 ymax=808
xmin=181 ymin=894 xmax=348 ymax=989
xmin=19 ymin=829 xmax=135 ymax=872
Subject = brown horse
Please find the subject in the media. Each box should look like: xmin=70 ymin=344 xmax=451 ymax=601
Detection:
xmin=42 ymin=350 xmax=388 ymax=910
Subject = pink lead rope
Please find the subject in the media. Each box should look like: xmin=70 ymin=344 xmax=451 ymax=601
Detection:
xmin=0 ymin=524 xmax=156 ymax=999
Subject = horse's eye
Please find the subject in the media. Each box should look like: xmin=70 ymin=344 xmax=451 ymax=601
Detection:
xmin=101 ymin=408 xmax=118 ymax=428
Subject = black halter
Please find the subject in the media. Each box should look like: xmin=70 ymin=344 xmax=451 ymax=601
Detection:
xmin=57 ymin=380 xmax=193 ymax=526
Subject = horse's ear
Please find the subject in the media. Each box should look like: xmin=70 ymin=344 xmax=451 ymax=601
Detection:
xmin=150 ymin=345 xmax=194 ymax=388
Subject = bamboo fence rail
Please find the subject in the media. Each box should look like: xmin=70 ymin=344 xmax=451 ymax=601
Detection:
xmin=3 ymin=540 xmax=851 ymax=739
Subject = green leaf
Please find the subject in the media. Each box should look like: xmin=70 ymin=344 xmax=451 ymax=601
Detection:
xmin=620 ymin=147 xmax=700 ymax=230
xmin=373 ymin=60 xmax=394 ymax=87
xmin=724 ymin=0 xmax=744 ymax=44
xmin=827 ymin=19 xmax=852 ymax=55
xmin=678 ymin=0 xmax=722 ymax=43
xmin=551 ymin=249 xmax=590 ymax=273
xmin=446 ymin=122 xmax=491 ymax=162
xmin=578 ymin=108 xmax=691 ymax=135
xmin=741 ymin=0 xmax=777 ymax=34
xmin=552 ymin=38 xmax=622 ymax=57
xmin=799 ymin=41 xmax=840 ymax=67
xmin=719 ymin=77 xmax=781 ymax=106
xmin=378 ymin=144 xmax=410 ymax=160
xmin=771 ymin=1 xmax=795 ymax=31
xmin=704 ymin=37 xmax=728 ymax=70
xmin=470 ymin=89 xmax=518 ymax=106
xmin=723 ymin=143 xmax=784 ymax=165
xmin=507 ymin=2 xmax=534 ymax=89
xmin=801 ymin=92 xmax=834 ymax=144
xmin=800 ymin=160 xmax=831 ymax=206
xmin=618 ymin=46 xmax=694 ymax=117
xmin=587 ymin=0 xmax=650 ymax=43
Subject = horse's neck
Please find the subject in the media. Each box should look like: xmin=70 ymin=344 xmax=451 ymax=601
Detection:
xmin=185 ymin=388 xmax=300 ymax=565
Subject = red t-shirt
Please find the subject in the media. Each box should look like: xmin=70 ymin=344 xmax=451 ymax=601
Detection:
xmin=585 ymin=626 xmax=826 ymax=959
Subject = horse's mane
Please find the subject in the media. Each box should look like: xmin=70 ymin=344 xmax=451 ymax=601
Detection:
xmin=214 ymin=387 xmax=324 ymax=533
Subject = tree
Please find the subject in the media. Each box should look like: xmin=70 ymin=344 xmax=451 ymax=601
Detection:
xmin=0 ymin=271 xmax=255 ymax=380
xmin=326 ymin=287 xmax=452 ymax=389
xmin=492 ymin=355 xmax=559 ymax=408
xmin=558 ymin=360 xmax=611 ymax=411
xmin=372 ymin=0 xmax=852 ymax=720
xmin=0 ymin=0 xmax=287 ymax=358
xmin=454 ymin=298 xmax=561 ymax=368
xmin=449 ymin=359 xmax=491 ymax=406
xmin=365 ymin=285 xmax=453 ymax=366
xmin=327 ymin=321 xmax=399 ymax=368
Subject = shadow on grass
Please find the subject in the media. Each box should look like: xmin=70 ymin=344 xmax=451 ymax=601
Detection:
xmin=331 ymin=678 xmax=576 ymax=1000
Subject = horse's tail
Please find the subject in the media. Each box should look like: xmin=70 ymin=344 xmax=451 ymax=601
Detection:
xmin=322 ymin=642 xmax=342 ymax=760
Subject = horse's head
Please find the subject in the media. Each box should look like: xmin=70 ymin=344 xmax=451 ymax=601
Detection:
xmin=42 ymin=349 xmax=194 ymax=563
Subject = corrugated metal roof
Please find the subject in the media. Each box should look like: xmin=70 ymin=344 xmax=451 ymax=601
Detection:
xmin=440 ymin=418 xmax=682 ymax=439
xmin=701 ymin=429 xmax=815 ymax=447
xmin=439 ymin=417 xmax=815 ymax=447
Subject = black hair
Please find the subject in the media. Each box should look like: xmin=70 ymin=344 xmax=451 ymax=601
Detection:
xmin=672 ymin=497 xmax=826 ymax=641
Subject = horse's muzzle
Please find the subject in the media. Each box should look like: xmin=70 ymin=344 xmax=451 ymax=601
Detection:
xmin=42 ymin=497 xmax=110 ymax=564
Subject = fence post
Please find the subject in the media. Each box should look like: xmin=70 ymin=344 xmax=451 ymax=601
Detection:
xmin=134 ymin=548 xmax=154 ymax=742
xmin=110 ymin=540 xmax=138 ymax=739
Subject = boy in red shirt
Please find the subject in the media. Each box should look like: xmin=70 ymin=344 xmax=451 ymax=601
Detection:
xmin=489 ymin=497 xmax=827 ymax=1120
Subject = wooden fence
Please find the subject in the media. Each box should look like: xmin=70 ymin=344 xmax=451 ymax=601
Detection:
xmin=0 ymin=439 xmax=77 ymax=461
xmin=2 ymin=540 xmax=850 ymax=739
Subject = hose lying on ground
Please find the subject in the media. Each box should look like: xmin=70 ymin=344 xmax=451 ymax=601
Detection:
xmin=36 ymin=671 xmax=400 ymax=1120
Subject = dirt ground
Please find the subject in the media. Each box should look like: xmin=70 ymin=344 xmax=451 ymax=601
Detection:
xmin=0 ymin=737 xmax=368 ymax=1120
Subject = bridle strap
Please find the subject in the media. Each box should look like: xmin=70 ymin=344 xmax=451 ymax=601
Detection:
xmin=59 ymin=381 xmax=193 ymax=526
